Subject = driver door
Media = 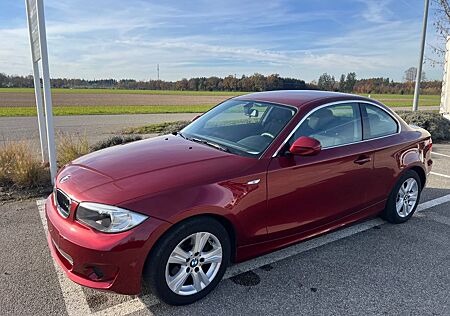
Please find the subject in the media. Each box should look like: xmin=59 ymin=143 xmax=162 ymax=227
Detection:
xmin=266 ymin=102 xmax=374 ymax=239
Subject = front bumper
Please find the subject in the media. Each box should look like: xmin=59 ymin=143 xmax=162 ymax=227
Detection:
xmin=45 ymin=195 xmax=168 ymax=295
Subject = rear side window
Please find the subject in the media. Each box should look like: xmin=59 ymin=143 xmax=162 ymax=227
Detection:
xmin=290 ymin=103 xmax=362 ymax=148
xmin=362 ymin=104 xmax=398 ymax=139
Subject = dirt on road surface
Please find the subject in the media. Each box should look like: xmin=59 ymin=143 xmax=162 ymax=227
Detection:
xmin=0 ymin=92 xmax=229 ymax=107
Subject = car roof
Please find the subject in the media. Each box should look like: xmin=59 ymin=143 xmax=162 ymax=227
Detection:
xmin=233 ymin=90 xmax=374 ymax=108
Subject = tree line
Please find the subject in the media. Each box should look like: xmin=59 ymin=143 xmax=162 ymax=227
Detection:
xmin=0 ymin=73 xmax=308 ymax=92
xmin=315 ymin=72 xmax=441 ymax=95
xmin=0 ymin=72 xmax=442 ymax=95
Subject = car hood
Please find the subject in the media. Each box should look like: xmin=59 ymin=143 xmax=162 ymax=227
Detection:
xmin=56 ymin=135 xmax=256 ymax=204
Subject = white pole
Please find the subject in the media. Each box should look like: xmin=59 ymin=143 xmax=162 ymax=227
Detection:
xmin=25 ymin=0 xmax=47 ymax=163
xmin=31 ymin=64 xmax=48 ymax=163
xmin=36 ymin=0 xmax=57 ymax=183
xmin=412 ymin=0 xmax=430 ymax=112
xmin=441 ymin=37 xmax=450 ymax=120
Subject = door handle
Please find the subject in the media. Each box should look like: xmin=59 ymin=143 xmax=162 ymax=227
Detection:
xmin=354 ymin=155 xmax=371 ymax=165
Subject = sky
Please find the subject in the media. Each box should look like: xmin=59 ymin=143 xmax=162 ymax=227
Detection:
xmin=0 ymin=0 xmax=445 ymax=82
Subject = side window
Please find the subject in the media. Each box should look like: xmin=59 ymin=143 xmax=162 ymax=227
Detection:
xmin=362 ymin=104 xmax=398 ymax=139
xmin=290 ymin=103 xmax=362 ymax=148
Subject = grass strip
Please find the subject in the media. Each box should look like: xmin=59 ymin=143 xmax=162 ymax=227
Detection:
xmin=122 ymin=121 xmax=191 ymax=134
xmin=0 ymin=105 xmax=213 ymax=117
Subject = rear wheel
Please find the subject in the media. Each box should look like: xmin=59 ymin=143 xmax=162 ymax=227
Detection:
xmin=383 ymin=170 xmax=421 ymax=223
xmin=144 ymin=217 xmax=230 ymax=305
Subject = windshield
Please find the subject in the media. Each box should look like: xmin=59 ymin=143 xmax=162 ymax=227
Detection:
xmin=181 ymin=99 xmax=296 ymax=157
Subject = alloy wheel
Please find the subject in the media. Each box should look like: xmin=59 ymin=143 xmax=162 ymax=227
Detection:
xmin=395 ymin=178 xmax=419 ymax=218
xmin=165 ymin=232 xmax=223 ymax=296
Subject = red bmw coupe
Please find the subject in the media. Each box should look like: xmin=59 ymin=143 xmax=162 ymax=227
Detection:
xmin=46 ymin=90 xmax=433 ymax=305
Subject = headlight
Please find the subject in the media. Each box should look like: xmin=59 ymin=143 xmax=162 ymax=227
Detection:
xmin=76 ymin=202 xmax=148 ymax=233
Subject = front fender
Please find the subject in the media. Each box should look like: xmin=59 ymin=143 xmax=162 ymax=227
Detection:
xmin=119 ymin=173 xmax=268 ymax=246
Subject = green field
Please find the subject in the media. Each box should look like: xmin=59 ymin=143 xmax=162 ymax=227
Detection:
xmin=0 ymin=105 xmax=214 ymax=117
xmin=359 ymin=93 xmax=440 ymax=107
xmin=0 ymin=87 xmax=247 ymax=96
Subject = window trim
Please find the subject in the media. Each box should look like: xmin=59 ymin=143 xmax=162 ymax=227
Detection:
xmin=272 ymin=100 xmax=402 ymax=157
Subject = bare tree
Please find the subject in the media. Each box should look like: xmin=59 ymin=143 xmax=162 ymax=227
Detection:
xmin=404 ymin=67 xmax=426 ymax=82
xmin=429 ymin=0 xmax=450 ymax=66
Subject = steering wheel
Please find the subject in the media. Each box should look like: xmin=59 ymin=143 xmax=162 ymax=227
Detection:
xmin=261 ymin=132 xmax=274 ymax=139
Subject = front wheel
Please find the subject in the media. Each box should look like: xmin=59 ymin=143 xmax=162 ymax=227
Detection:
xmin=382 ymin=170 xmax=422 ymax=224
xmin=143 ymin=217 xmax=231 ymax=305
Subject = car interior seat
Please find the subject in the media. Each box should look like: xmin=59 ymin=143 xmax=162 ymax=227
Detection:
xmin=262 ymin=107 xmax=294 ymax=136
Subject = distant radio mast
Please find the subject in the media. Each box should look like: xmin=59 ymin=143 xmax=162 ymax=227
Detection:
xmin=157 ymin=64 xmax=160 ymax=81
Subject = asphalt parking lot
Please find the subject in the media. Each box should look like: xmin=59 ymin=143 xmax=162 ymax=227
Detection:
xmin=1 ymin=144 xmax=449 ymax=316
xmin=0 ymin=113 xmax=199 ymax=146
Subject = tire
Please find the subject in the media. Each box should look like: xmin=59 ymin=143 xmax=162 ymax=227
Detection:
xmin=143 ymin=217 xmax=231 ymax=305
xmin=382 ymin=170 xmax=422 ymax=224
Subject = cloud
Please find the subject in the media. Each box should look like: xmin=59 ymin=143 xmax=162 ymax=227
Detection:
xmin=356 ymin=0 xmax=393 ymax=24
xmin=0 ymin=27 xmax=31 ymax=75
xmin=0 ymin=0 xmax=442 ymax=81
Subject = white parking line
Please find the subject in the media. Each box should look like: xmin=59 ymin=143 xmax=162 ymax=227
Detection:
xmin=37 ymin=200 xmax=154 ymax=316
xmin=37 ymin=200 xmax=91 ymax=316
xmin=432 ymin=152 xmax=450 ymax=159
xmin=93 ymin=297 xmax=153 ymax=316
xmin=416 ymin=194 xmax=450 ymax=212
xmin=225 ymin=217 xmax=385 ymax=278
xmin=431 ymin=172 xmax=450 ymax=179
xmin=37 ymin=194 xmax=450 ymax=316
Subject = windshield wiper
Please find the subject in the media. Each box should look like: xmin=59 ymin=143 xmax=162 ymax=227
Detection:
xmin=174 ymin=131 xmax=187 ymax=140
xmin=176 ymin=132 xmax=229 ymax=152
xmin=190 ymin=137 xmax=229 ymax=152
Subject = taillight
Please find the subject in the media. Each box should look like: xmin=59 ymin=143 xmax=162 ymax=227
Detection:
xmin=425 ymin=138 xmax=432 ymax=152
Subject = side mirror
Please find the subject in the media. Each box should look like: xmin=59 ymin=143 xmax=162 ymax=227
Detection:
xmin=244 ymin=107 xmax=259 ymax=118
xmin=248 ymin=109 xmax=259 ymax=118
xmin=289 ymin=136 xmax=321 ymax=156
